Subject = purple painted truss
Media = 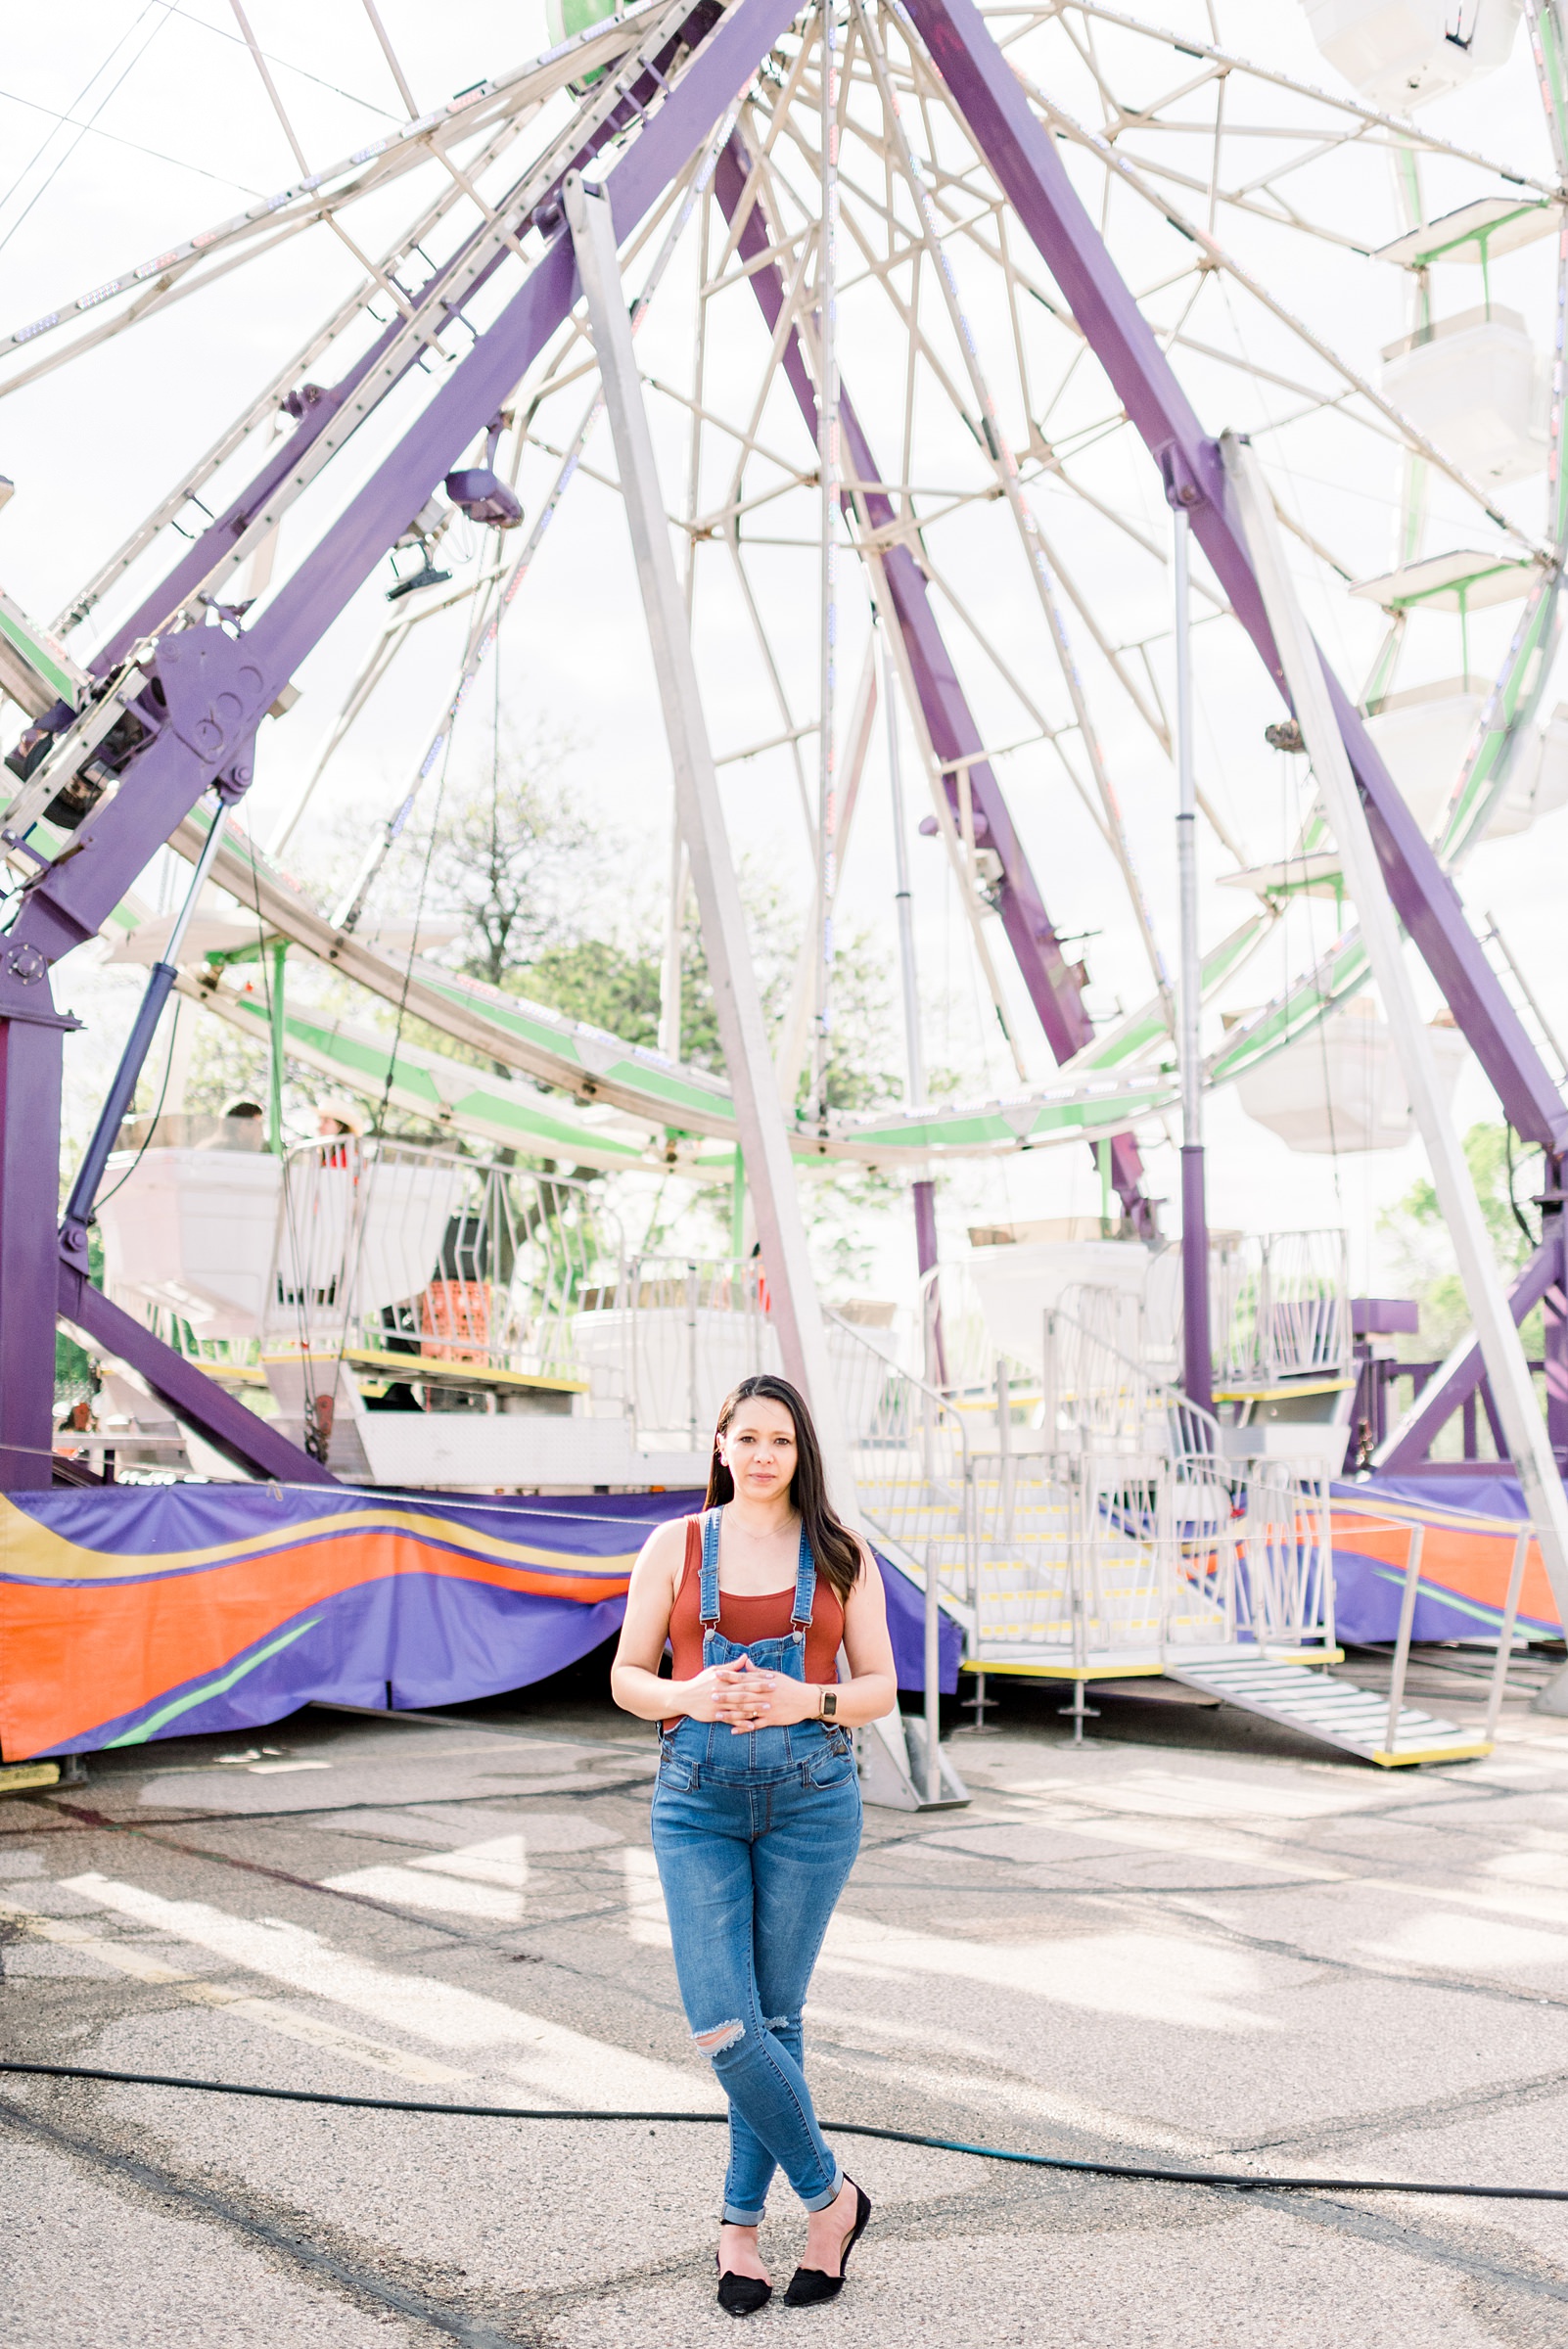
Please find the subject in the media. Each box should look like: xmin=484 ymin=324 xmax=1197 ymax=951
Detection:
xmin=906 ymin=0 xmax=1568 ymax=1163
xmin=2 ymin=0 xmax=801 ymax=1485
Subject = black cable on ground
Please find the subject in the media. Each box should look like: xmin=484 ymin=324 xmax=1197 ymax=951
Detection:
xmin=2 ymin=2060 xmax=1564 ymax=2203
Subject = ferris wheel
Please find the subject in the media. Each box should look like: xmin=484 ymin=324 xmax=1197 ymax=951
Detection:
xmin=0 ymin=0 xmax=1564 ymax=1496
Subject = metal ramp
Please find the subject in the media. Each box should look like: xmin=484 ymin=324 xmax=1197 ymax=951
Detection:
xmin=1164 ymin=1654 xmax=1491 ymax=1767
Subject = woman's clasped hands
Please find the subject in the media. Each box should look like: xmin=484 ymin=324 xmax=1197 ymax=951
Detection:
xmin=683 ymin=1654 xmax=816 ymax=1731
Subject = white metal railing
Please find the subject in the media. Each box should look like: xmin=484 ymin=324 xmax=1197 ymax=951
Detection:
xmin=829 ymin=1306 xmax=974 ymax=1600
xmin=938 ymin=1228 xmax=1351 ymax=1408
xmin=1043 ymin=1284 xmax=1157 ymax=1454
xmin=923 ymin=1261 xmax=1210 ymax=1458
xmin=1213 ymin=1226 xmax=1352 ymax=1388
xmin=570 ymin=1254 xmax=779 ymax=1445
xmin=958 ymin=1445 xmax=1333 ymax=1663
xmin=829 ymin=1302 xmax=1332 ymax=1663
xmin=1372 ymin=1518 xmax=1531 ymax=1751
xmin=264 ymin=1140 xmax=622 ymax=1382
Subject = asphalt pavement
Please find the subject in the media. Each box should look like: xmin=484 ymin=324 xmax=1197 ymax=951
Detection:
xmin=7 ymin=1648 xmax=1568 ymax=2346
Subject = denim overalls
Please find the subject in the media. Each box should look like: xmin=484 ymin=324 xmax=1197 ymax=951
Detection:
xmin=651 ymin=1505 xmax=861 ymax=2225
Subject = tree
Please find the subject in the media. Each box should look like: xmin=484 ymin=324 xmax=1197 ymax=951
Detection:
xmin=409 ymin=730 xmax=607 ymax=991
xmin=521 ymin=939 xmax=662 ymax=1045
xmin=1379 ymin=1122 xmax=1543 ymax=1359
xmin=341 ymin=727 xmax=907 ymax=1284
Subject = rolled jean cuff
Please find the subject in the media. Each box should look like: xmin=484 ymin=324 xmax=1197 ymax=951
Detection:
xmin=800 ymin=2162 xmax=844 ymax=2214
xmin=721 ymin=2201 xmax=767 ymax=2227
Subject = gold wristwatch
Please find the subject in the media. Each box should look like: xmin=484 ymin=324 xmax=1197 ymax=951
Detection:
xmin=818 ymin=1687 xmax=838 ymax=1721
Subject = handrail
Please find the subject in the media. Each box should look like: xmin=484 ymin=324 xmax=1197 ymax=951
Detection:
xmin=825 ymin=1306 xmax=973 ymax=1472
xmin=1380 ymin=1515 xmax=1532 ymax=1753
xmin=1042 ymin=1295 xmax=1226 ymax=1453
xmin=916 ymin=1261 xmax=1227 ymax=1453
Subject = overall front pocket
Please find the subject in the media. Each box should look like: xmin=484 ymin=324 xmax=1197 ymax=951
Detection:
xmin=655 ymin=1745 xmax=697 ymax=1792
xmin=806 ymin=1739 xmax=857 ymax=1790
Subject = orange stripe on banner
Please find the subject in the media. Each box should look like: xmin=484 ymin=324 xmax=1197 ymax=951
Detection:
xmin=0 ymin=1533 xmax=630 ymax=1760
xmin=1329 ymin=1512 xmax=1556 ymax=1628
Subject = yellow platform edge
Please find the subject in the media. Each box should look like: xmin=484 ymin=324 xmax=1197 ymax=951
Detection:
xmin=959 ymin=1660 xmax=1166 ymax=1681
xmin=0 ymin=1761 xmax=60 ymax=1794
xmin=961 ymin=1651 xmax=1346 ymax=1681
xmin=1369 ymin=1742 xmax=1493 ymax=1768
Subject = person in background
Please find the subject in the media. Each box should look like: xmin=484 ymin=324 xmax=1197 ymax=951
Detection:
xmin=313 ymin=1093 xmax=366 ymax=1168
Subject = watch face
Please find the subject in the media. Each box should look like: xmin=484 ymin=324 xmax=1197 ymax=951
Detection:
xmin=822 ymin=1689 xmax=837 ymax=1719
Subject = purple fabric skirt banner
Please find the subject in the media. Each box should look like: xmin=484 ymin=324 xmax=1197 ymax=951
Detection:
xmin=0 ymin=1482 xmax=959 ymax=1760
xmin=1330 ymin=1471 xmax=1559 ymax=1645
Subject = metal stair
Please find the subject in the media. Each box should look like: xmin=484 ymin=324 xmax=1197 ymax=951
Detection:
xmin=1163 ymin=1654 xmax=1491 ymax=1766
xmin=833 ymin=1309 xmax=1491 ymax=1772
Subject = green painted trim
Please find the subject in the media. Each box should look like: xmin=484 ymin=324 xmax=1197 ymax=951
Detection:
xmin=1365 ymin=1564 xmax=1515 ymax=1635
xmin=106 ymin=1618 xmax=321 ymax=1745
xmin=0 ymin=606 xmax=72 ymax=700
xmin=1408 ymin=205 xmax=1545 ymax=268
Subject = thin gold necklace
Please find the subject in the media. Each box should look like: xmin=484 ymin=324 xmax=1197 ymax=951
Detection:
xmin=725 ymin=1510 xmax=799 ymax=1543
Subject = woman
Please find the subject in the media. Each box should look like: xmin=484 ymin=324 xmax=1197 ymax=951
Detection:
xmin=612 ymin=1372 xmax=898 ymax=2317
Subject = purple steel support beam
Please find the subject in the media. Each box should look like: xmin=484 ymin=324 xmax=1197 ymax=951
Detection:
xmin=907 ymin=0 xmax=1568 ymax=1163
xmin=0 ymin=0 xmax=796 ymax=1488
xmin=1544 ymin=1162 xmax=1568 ymax=1462
xmin=0 ymin=991 xmax=74 ymax=1488
xmin=1545 ymin=1280 xmax=1568 ymax=1460
xmin=1180 ymin=1147 xmax=1212 ymax=1414
xmin=58 ymin=1266 xmax=334 ymax=1483
xmin=712 ymin=141 xmax=1155 ymax=1238
xmin=1380 ymin=1233 xmax=1562 ymax=1469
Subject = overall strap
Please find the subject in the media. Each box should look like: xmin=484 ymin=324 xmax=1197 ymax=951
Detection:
xmin=790 ymin=1523 xmax=816 ymax=1632
xmin=699 ymin=1506 xmax=723 ymax=1631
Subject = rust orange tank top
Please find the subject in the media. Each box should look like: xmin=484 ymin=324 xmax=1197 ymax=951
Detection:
xmin=668 ymin=1514 xmax=845 ymax=1690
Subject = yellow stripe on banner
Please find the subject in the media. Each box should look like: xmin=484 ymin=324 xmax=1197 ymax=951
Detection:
xmin=0 ymin=1495 xmax=643 ymax=1587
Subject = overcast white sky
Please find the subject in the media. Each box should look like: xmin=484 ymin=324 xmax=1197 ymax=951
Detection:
xmin=1 ymin=0 xmax=1562 ymax=1313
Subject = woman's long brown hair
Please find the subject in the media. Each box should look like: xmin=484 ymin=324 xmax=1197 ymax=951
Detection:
xmin=704 ymin=1373 xmax=862 ymax=1603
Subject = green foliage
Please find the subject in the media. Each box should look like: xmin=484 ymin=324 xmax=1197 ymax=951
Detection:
xmin=521 ymin=939 xmax=662 ymax=1046
xmin=1379 ymin=1122 xmax=1543 ymax=1359
xmin=410 ymin=729 xmax=602 ymax=993
xmin=55 ymin=1230 xmax=102 ymax=1405
xmin=163 ymin=993 xmax=319 ymax=1138
xmin=332 ymin=729 xmax=906 ymax=1281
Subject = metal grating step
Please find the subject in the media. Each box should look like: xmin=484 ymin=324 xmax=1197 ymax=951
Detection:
xmin=1165 ymin=1656 xmax=1490 ymax=1766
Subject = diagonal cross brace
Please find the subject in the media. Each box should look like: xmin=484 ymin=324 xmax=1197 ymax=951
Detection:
xmin=1377 ymin=1232 xmax=1565 ymax=1471
xmin=905 ymin=0 xmax=1568 ymax=1161
xmin=89 ymin=2 xmax=730 ymax=675
xmin=711 ymin=138 xmax=1156 ymax=1237
xmin=565 ymin=168 xmax=857 ymax=1504
xmin=58 ymin=1266 xmax=334 ymax=1484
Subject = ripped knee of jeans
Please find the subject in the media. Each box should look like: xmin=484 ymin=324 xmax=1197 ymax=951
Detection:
xmin=693 ymin=2016 xmax=746 ymax=2058
xmin=763 ymin=2011 xmax=798 ymax=2037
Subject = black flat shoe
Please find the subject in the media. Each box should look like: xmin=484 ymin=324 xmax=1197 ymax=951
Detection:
xmin=716 ymin=2262 xmax=771 ymax=2317
xmin=783 ymin=2181 xmax=872 ymax=2307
